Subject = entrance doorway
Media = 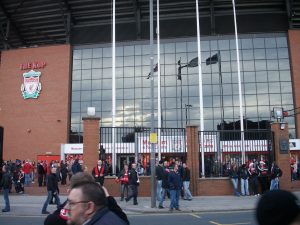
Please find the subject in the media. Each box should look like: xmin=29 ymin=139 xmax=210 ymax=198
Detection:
xmin=118 ymin=154 xmax=135 ymax=171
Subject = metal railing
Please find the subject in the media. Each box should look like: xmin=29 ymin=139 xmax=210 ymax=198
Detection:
xmin=198 ymin=130 xmax=273 ymax=177
xmin=100 ymin=127 xmax=186 ymax=174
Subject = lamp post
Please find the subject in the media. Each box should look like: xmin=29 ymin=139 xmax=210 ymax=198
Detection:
xmin=178 ymin=57 xmax=198 ymax=128
xmin=185 ymin=104 xmax=192 ymax=126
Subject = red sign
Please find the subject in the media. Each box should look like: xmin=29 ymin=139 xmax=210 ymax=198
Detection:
xmin=20 ymin=61 xmax=46 ymax=70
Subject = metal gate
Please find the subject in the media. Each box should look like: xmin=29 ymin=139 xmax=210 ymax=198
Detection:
xmin=100 ymin=127 xmax=186 ymax=175
xmin=198 ymin=129 xmax=273 ymax=177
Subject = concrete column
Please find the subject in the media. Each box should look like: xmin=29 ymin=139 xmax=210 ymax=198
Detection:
xmin=186 ymin=125 xmax=200 ymax=195
xmin=271 ymin=122 xmax=291 ymax=191
xmin=82 ymin=117 xmax=100 ymax=173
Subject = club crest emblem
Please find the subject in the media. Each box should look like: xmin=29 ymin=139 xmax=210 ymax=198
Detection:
xmin=21 ymin=70 xmax=42 ymax=99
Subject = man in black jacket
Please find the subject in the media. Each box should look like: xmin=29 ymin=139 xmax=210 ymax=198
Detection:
xmin=42 ymin=167 xmax=61 ymax=214
xmin=37 ymin=161 xmax=45 ymax=187
xmin=125 ymin=163 xmax=139 ymax=205
xmin=156 ymin=160 xmax=165 ymax=208
xmin=1 ymin=165 xmax=11 ymax=212
xmin=182 ymin=163 xmax=192 ymax=200
xmin=270 ymin=162 xmax=282 ymax=190
xmin=44 ymin=172 xmax=129 ymax=225
xmin=65 ymin=181 xmax=127 ymax=225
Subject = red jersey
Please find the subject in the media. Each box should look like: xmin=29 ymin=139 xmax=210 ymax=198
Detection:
xmin=23 ymin=162 xmax=32 ymax=174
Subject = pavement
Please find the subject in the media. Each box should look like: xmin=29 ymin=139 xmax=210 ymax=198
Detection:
xmin=2 ymin=192 xmax=300 ymax=216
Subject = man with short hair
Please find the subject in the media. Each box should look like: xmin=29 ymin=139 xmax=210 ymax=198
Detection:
xmin=168 ymin=164 xmax=182 ymax=212
xmin=1 ymin=165 xmax=11 ymax=212
xmin=23 ymin=160 xmax=32 ymax=186
xmin=71 ymin=159 xmax=82 ymax=175
xmin=270 ymin=162 xmax=282 ymax=190
xmin=92 ymin=160 xmax=106 ymax=186
xmin=65 ymin=181 xmax=127 ymax=225
xmin=156 ymin=160 xmax=165 ymax=208
xmin=42 ymin=167 xmax=61 ymax=214
xmin=44 ymin=172 xmax=129 ymax=225
xmin=182 ymin=163 xmax=192 ymax=200
xmin=125 ymin=163 xmax=139 ymax=205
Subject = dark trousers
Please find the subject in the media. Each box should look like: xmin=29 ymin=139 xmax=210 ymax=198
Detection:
xmin=127 ymin=185 xmax=138 ymax=204
xmin=250 ymin=176 xmax=259 ymax=195
xmin=38 ymin=175 xmax=43 ymax=187
xmin=61 ymin=174 xmax=67 ymax=185
xmin=3 ymin=188 xmax=10 ymax=211
xmin=259 ymin=176 xmax=268 ymax=194
xmin=120 ymin=183 xmax=129 ymax=200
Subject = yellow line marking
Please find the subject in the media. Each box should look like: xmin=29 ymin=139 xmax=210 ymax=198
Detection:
xmin=198 ymin=210 xmax=253 ymax=215
xmin=189 ymin=213 xmax=201 ymax=218
xmin=209 ymin=221 xmax=251 ymax=225
xmin=210 ymin=221 xmax=222 ymax=225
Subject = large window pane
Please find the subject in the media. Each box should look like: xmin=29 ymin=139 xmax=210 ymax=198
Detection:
xmin=71 ymin=35 xmax=293 ymax=131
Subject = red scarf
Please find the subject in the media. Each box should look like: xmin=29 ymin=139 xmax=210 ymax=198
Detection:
xmin=94 ymin=165 xmax=104 ymax=176
xmin=120 ymin=170 xmax=129 ymax=184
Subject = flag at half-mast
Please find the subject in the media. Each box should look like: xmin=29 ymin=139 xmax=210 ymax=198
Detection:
xmin=178 ymin=57 xmax=198 ymax=80
xmin=206 ymin=53 xmax=219 ymax=65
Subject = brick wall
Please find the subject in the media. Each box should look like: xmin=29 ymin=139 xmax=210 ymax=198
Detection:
xmin=272 ymin=123 xmax=292 ymax=190
xmin=197 ymin=178 xmax=233 ymax=195
xmin=104 ymin=176 xmax=151 ymax=197
xmin=0 ymin=44 xmax=72 ymax=161
xmin=186 ymin=126 xmax=200 ymax=195
xmin=83 ymin=117 xmax=100 ymax=173
xmin=103 ymin=176 xmax=233 ymax=197
xmin=288 ymin=30 xmax=300 ymax=137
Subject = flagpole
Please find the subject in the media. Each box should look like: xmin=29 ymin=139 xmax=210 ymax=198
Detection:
xmin=157 ymin=0 xmax=161 ymax=160
xmin=232 ymin=0 xmax=245 ymax=164
xmin=196 ymin=0 xmax=205 ymax=177
xmin=112 ymin=0 xmax=116 ymax=174
xmin=149 ymin=0 xmax=156 ymax=209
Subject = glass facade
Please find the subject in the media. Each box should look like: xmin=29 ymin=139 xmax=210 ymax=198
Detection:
xmin=71 ymin=33 xmax=295 ymax=138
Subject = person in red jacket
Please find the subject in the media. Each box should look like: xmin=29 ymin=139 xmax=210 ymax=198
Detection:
xmin=116 ymin=164 xmax=129 ymax=201
xmin=23 ymin=160 xmax=32 ymax=186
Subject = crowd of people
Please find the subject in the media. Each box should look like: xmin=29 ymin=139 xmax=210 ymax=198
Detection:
xmin=227 ymin=158 xmax=283 ymax=197
xmin=1 ymin=156 xmax=300 ymax=225
xmin=115 ymin=158 xmax=192 ymax=211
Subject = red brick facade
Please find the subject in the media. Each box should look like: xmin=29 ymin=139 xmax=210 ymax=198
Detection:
xmin=271 ymin=123 xmax=292 ymax=191
xmin=186 ymin=126 xmax=200 ymax=195
xmin=288 ymin=30 xmax=300 ymax=138
xmin=0 ymin=44 xmax=72 ymax=161
xmin=83 ymin=117 xmax=101 ymax=173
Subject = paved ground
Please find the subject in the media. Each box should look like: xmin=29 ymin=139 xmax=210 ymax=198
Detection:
xmin=1 ymin=184 xmax=300 ymax=216
xmin=2 ymin=192 xmax=300 ymax=216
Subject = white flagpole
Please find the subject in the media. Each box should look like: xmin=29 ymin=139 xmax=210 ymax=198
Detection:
xmin=157 ymin=0 xmax=161 ymax=160
xmin=232 ymin=0 xmax=245 ymax=164
xmin=196 ymin=0 xmax=205 ymax=177
xmin=112 ymin=0 xmax=116 ymax=174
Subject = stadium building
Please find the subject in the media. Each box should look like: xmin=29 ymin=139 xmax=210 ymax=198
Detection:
xmin=0 ymin=0 xmax=299 ymax=171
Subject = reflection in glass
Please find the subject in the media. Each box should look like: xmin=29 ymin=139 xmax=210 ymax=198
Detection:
xmin=73 ymin=60 xmax=81 ymax=70
xmin=71 ymin=34 xmax=294 ymax=136
xmin=73 ymin=70 xmax=81 ymax=80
